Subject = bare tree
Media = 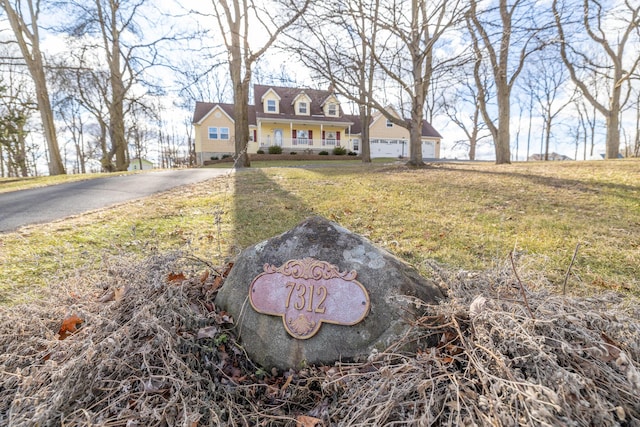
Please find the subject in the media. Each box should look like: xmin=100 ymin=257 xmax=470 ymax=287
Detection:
xmin=553 ymin=0 xmax=640 ymax=159
xmin=0 ymin=0 xmax=66 ymax=174
xmin=211 ymin=0 xmax=311 ymax=168
xmin=441 ymin=61 xmax=491 ymax=160
xmin=523 ymin=50 xmax=575 ymax=160
xmin=59 ymin=0 xmax=177 ymax=172
xmin=367 ymin=0 xmax=463 ymax=166
xmin=287 ymin=0 xmax=382 ymax=163
xmin=0 ymin=84 xmax=34 ymax=176
xmin=633 ymin=89 xmax=640 ymax=157
xmin=467 ymin=0 xmax=551 ymax=164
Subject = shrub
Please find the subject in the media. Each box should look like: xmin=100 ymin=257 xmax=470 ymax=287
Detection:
xmin=332 ymin=146 xmax=347 ymax=155
xmin=348 ymin=151 xmax=358 ymax=156
xmin=290 ymin=152 xmax=297 ymax=155
xmin=318 ymin=150 xmax=329 ymax=155
xmin=268 ymin=145 xmax=283 ymax=154
xmin=221 ymin=154 xmax=232 ymax=159
xmin=256 ymin=149 xmax=265 ymax=154
xmin=210 ymin=156 xmax=219 ymax=160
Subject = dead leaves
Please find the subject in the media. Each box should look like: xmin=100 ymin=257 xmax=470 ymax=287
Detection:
xmin=98 ymin=285 xmax=129 ymax=303
xmin=167 ymin=272 xmax=187 ymax=283
xmin=196 ymin=325 xmax=219 ymax=340
xmin=296 ymin=415 xmax=322 ymax=426
xmin=58 ymin=314 xmax=83 ymax=340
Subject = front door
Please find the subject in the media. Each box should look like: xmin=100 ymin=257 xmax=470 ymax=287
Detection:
xmin=274 ymin=129 xmax=283 ymax=146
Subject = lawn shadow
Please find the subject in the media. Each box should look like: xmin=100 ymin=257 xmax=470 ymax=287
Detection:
xmin=231 ymin=168 xmax=315 ymax=250
xmin=434 ymin=163 xmax=640 ymax=204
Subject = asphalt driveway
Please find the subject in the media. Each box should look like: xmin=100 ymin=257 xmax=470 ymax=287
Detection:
xmin=0 ymin=169 xmax=232 ymax=233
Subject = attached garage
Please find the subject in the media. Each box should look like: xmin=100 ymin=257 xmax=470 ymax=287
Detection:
xmin=370 ymin=139 xmax=437 ymax=159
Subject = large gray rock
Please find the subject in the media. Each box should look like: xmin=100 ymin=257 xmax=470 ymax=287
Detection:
xmin=215 ymin=216 xmax=445 ymax=369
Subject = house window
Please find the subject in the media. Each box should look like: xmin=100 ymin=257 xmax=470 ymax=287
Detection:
xmin=386 ymin=119 xmax=393 ymax=128
xmin=352 ymin=139 xmax=360 ymax=151
xmin=297 ymin=130 xmax=309 ymax=145
xmin=328 ymin=103 xmax=337 ymax=116
xmin=298 ymin=102 xmax=307 ymax=114
xmin=267 ymin=99 xmax=276 ymax=113
xmin=208 ymin=127 xmax=218 ymax=139
xmin=325 ymin=131 xmax=336 ymax=146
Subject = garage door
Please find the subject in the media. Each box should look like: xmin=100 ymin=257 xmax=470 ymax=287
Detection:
xmin=370 ymin=139 xmax=435 ymax=158
xmin=422 ymin=141 xmax=435 ymax=158
xmin=370 ymin=139 xmax=405 ymax=158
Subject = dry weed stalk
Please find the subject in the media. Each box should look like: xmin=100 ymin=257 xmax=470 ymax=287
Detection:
xmin=0 ymin=253 xmax=638 ymax=426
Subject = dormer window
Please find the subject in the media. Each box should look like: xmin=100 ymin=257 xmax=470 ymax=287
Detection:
xmin=267 ymin=99 xmax=277 ymax=113
xmin=298 ymin=102 xmax=307 ymax=114
xmin=328 ymin=103 xmax=337 ymax=116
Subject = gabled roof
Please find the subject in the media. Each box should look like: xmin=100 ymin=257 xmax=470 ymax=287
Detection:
xmin=260 ymin=87 xmax=281 ymax=102
xmin=291 ymin=91 xmax=312 ymax=105
xmin=321 ymin=93 xmax=339 ymax=107
xmin=253 ymin=84 xmax=349 ymax=123
xmin=192 ymin=102 xmax=257 ymax=126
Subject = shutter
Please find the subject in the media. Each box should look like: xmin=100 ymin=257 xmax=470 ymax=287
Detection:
xmin=322 ymin=131 xmax=326 ymax=146
xmin=336 ymin=131 xmax=341 ymax=146
xmin=308 ymin=130 xmax=313 ymax=146
xmin=292 ymin=129 xmax=297 ymax=146
xmin=253 ymin=130 xmax=257 ymax=143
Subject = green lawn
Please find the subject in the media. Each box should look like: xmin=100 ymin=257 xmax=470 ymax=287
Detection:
xmin=1 ymin=160 xmax=638 ymax=304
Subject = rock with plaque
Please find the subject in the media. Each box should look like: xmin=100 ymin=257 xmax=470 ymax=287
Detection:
xmin=215 ymin=216 xmax=445 ymax=369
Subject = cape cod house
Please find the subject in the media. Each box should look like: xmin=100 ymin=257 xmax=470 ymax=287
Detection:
xmin=192 ymin=84 xmax=441 ymax=164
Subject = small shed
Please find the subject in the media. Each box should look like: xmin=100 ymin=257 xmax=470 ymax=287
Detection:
xmin=128 ymin=158 xmax=154 ymax=171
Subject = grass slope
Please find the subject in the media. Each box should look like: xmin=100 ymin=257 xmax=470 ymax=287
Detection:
xmin=1 ymin=160 xmax=638 ymax=305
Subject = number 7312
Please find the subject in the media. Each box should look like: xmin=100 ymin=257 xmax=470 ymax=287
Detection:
xmin=284 ymin=281 xmax=327 ymax=313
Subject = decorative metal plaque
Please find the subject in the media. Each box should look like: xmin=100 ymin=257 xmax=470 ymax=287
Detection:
xmin=249 ymin=258 xmax=370 ymax=339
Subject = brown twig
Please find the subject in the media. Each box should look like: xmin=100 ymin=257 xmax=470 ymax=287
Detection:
xmin=563 ymin=243 xmax=581 ymax=296
xmin=509 ymin=250 xmax=535 ymax=319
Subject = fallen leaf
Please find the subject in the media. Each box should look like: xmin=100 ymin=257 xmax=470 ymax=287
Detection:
xmin=223 ymin=262 xmax=234 ymax=277
xmin=168 ymin=272 xmax=187 ymax=283
xmin=212 ymin=275 xmax=224 ymax=291
xmin=197 ymin=325 xmax=219 ymax=339
xmin=281 ymin=374 xmax=293 ymax=395
xmin=199 ymin=270 xmax=210 ymax=284
xmin=217 ymin=311 xmax=234 ymax=324
xmin=296 ymin=415 xmax=322 ymax=427
xmin=58 ymin=315 xmax=83 ymax=340
xmin=114 ymin=285 xmax=128 ymax=301
xmin=98 ymin=290 xmax=116 ymax=303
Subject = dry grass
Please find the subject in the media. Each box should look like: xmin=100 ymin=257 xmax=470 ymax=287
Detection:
xmin=0 ymin=172 xmax=143 ymax=194
xmin=0 ymin=251 xmax=638 ymax=426
xmin=231 ymin=160 xmax=640 ymax=295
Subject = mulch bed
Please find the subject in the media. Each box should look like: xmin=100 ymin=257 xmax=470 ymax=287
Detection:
xmin=1 ymin=251 xmax=639 ymax=426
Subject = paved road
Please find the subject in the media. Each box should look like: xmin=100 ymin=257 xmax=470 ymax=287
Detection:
xmin=0 ymin=169 xmax=232 ymax=233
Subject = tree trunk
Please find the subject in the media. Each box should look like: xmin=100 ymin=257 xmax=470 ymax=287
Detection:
xmin=605 ymin=95 xmax=621 ymax=159
xmin=360 ymin=110 xmax=372 ymax=163
xmin=1 ymin=0 xmax=66 ymax=175
xmin=544 ymin=117 xmax=552 ymax=161
xmin=232 ymin=78 xmax=251 ymax=168
xmin=108 ymin=1 xmax=128 ymax=172
xmin=407 ymin=122 xmax=424 ymax=166
xmin=495 ymin=90 xmax=511 ymax=164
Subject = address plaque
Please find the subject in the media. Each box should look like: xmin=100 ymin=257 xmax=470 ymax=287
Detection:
xmin=248 ymin=258 xmax=370 ymax=339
